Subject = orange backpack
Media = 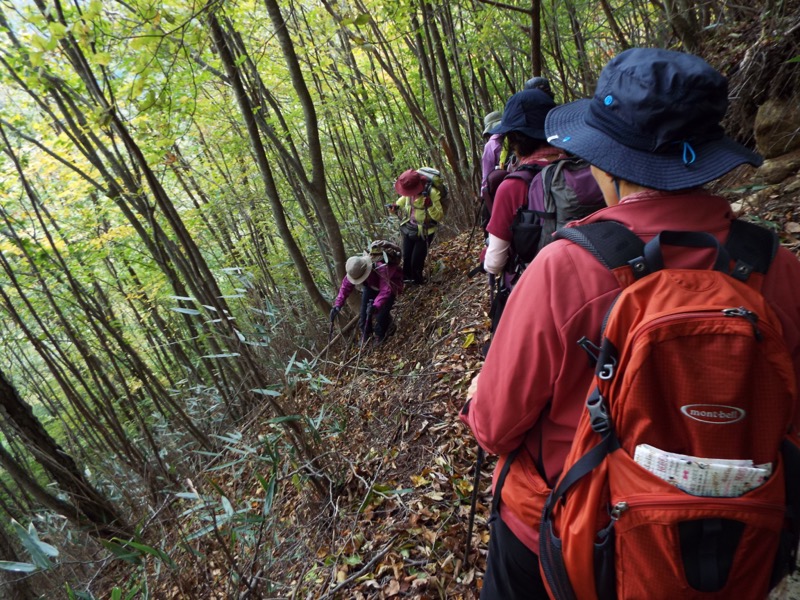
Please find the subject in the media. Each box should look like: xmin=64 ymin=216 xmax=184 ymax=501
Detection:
xmin=539 ymin=221 xmax=800 ymax=600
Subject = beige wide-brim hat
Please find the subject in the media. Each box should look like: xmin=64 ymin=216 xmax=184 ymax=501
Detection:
xmin=345 ymin=254 xmax=373 ymax=285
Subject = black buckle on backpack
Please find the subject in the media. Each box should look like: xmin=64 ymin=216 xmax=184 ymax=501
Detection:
xmin=731 ymin=259 xmax=754 ymax=282
xmin=587 ymin=389 xmax=612 ymax=434
xmin=578 ymin=336 xmax=601 ymax=365
xmin=628 ymin=256 xmax=648 ymax=279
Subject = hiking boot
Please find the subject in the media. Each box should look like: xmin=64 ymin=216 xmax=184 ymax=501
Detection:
xmin=375 ymin=321 xmax=397 ymax=346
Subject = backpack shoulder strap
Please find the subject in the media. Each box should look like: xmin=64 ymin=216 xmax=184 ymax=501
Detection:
xmin=726 ymin=219 xmax=778 ymax=281
xmin=505 ymin=165 xmax=538 ymax=184
xmin=555 ymin=221 xmax=644 ymax=271
xmin=420 ymin=175 xmax=433 ymax=196
xmin=556 ymin=219 xmax=779 ymax=281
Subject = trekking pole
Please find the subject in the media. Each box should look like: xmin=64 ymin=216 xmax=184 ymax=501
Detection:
xmin=322 ymin=317 xmax=335 ymax=375
xmin=465 ymin=195 xmax=484 ymax=255
xmin=463 ymin=446 xmax=485 ymax=567
xmin=362 ymin=300 xmax=374 ymax=346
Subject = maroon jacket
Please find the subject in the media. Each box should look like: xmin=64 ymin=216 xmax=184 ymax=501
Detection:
xmin=462 ymin=190 xmax=800 ymax=554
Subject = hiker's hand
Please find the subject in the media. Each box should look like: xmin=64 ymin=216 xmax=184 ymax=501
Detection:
xmin=330 ymin=306 xmax=341 ymax=322
xmin=467 ymin=374 xmax=480 ymax=400
xmin=386 ymin=203 xmax=398 ymax=214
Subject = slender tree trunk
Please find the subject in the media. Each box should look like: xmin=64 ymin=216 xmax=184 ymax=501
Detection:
xmin=531 ymin=0 xmax=542 ymax=75
xmin=208 ymin=13 xmax=330 ymax=316
xmin=0 ymin=371 xmax=129 ymax=537
xmin=262 ymin=0 xmax=348 ymax=286
xmin=598 ymin=0 xmax=630 ymax=49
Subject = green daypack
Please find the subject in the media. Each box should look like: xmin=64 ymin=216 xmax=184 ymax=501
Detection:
xmin=417 ymin=167 xmax=449 ymax=202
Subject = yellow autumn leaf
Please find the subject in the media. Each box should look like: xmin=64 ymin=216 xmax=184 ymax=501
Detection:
xmin=462 ymin=332 xmax=475 ymax=349
xmin=48 ymin=23 xmax=67 ymax=39
xmin=410 ymin=475 xmax=430 ymax=487
xmin=30 ymin=34 xmax=50 ymax=51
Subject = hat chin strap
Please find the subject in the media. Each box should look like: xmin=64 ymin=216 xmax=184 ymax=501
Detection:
xmin=613 ymin=177 xmax=621 ymax=204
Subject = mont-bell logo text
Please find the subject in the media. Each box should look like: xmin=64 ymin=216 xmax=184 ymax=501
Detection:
xmin=680 ymin=404 xmax=746 ymax=424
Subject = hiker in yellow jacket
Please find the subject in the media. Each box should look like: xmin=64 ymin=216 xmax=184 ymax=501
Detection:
xmin=390 ymin=169 xmax=444 ymax=284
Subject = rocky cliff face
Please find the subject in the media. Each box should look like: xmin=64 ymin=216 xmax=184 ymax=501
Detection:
xmin=739 ymin=95 xmax=800 ymax=247
xmin=706 ymin=7 xmax=800 ymax=247
xmin=754 ymin=88 xmax=800 ymax=188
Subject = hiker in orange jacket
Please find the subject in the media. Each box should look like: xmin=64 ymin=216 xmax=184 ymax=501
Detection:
xmin=460 ymin=48 xmax=800 ymax=599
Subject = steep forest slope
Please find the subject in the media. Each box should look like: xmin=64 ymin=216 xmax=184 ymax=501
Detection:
xmin=254 ymin=168 xmax=800 ymax=600
xmin=95 ymin=13 xmax=800 ymax=597
xmin=132 ymin=176 xmax=800 ymax=599
xmin=131 ymin=55 xmax=800 ymax=593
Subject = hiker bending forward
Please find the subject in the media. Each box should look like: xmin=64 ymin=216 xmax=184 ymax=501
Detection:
xmin=331 ymin=253 xmax=403 ymax=344
xmin=460 ymin=48 xmax=800 ymax=599
xmin=391 ymin=169 xmax=444 ymax=284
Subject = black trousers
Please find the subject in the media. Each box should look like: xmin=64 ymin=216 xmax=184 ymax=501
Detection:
xmin=480 ymin=514 xmax=549 ymax=600
xmin=360 ymin=287 xmax=394 ymax=339
xmin=402 ymin=233 xmax=434 ymax=282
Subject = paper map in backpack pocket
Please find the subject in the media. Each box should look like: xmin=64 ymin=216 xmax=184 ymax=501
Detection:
xmin=633 ymin=443 xmax=772 ymax=497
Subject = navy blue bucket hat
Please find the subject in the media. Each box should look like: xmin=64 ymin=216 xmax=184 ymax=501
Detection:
xmin=490 ymin=88 xmax=556 ymax=141
xmin=544 ymin=48 xmax=762 ymax=191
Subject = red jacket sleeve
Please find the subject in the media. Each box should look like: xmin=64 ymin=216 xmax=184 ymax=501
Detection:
xmin=462 ymin=239 xmax=618 ymax=458
xmin=486 ymin=176 xmax=529 ymax=241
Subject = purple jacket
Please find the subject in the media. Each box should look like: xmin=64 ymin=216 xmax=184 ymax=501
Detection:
xmin=334 ymin=262 xmax=403 ymax=310
xmin=481 ymin=134 xmax=504 ymax=194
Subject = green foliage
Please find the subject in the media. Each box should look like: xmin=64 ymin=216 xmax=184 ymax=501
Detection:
xmin=285 ymin=352 xmax=333 ymax=393
xmin=0 ymin=519 xmax=59 ymax=573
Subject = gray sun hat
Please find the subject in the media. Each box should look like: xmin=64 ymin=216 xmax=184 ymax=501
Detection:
xmin=483 ymin=111 xmax=503 ymax=136
xmin=544 ymin=48 xmax=762 ymax=191
xmin=345 ymin=254 xmax=373 ymax=285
